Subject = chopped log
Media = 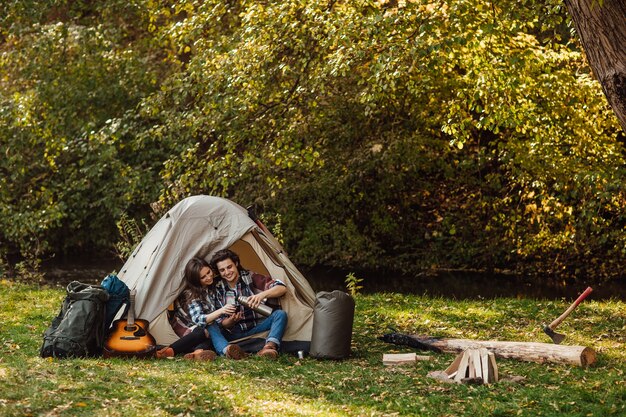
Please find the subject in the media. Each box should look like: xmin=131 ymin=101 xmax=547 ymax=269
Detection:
xmin=383 ymin=352 xmax=431 ymax=365
xmin=482 ymin=349 xmax=498 ymax=383
xmin=453 ymin=349 xmax=470 ymax=382
xmin=443 ymin=348 xmax=498 ymax=384
xmin=379 ymin=333 xmax=596 ymax=367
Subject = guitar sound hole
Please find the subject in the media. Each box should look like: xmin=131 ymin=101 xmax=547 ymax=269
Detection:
xmin=133 ymin=327 xmax=147 ymax=337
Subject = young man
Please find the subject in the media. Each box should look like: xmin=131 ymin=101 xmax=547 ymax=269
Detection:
xmin=207 ymin=249 xmax=288 ymax=359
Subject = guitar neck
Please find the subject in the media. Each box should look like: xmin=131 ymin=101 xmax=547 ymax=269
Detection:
xmin=127 ymin=290 xmax=136 ymax=326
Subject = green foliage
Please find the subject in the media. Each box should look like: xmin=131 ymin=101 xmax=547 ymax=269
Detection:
xmin=114 ymin=212 xmax=149 ymax=262
xmin=345 ymin=272 xmax=364 ymax=297
xmin=1 ymin=0 xmax=626 ymax=280
xmin=133 ymin=0 xmax=625 ymax=280
xmin=0 ymin=0 xmax=172 ymax=261
xmin=13 ymin=258 xmax=45 ymax=284
xmin=259 ymin=212 xmax=285 ymax=246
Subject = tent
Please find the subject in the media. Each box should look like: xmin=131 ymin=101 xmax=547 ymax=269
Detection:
xmin=117 ymin=195 xmax=316 ymax=349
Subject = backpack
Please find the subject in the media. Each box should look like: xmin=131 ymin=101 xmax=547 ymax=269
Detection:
xmin=40 ymin=281 xmax=109 ymax=358
xmin=100 ymin=274 xmax=130 ymax=330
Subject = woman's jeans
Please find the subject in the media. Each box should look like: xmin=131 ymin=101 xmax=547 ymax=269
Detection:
xmin=207 ymin=310 xmax=288 ymax=355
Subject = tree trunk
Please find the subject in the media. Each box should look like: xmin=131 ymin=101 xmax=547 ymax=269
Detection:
xmin=564 ymin=0 xmax=626 ymax=132
xmin=379 ymin=333 xmax=596 ymax=367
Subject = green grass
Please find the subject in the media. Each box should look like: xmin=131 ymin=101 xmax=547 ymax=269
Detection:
xmin=1 ymin=280 xmax=625 ymax=416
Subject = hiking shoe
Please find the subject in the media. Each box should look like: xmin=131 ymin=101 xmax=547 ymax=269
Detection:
xmin=257 ymin=348 xmax=279 ymax=359
xmin=225 ymin=344 xmax=247 ymax=360
xmin=257 ymin=342 xmax=279 ymax=359
xmin=184 ymin=349 xmax=217 ymax=362
xmin=156 ymin=347 xmax=174 ymax=359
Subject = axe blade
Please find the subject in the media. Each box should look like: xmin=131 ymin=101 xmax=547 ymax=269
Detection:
xmin=543 ymin=324 xmax=566 ymax=344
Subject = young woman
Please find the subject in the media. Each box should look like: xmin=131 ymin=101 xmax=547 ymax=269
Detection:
xmin=156 ymin=257 xmax=237 ymax=361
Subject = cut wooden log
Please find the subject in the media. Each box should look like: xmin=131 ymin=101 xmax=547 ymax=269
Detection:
xmin=380 ymin=333 xmax=596 ymax=367
xmin=482 ymin=349 xmax=498 ymax=383
xmin=453 ymin=349 xmax=470 ymax=382
xmin=472 ymin=349 xmax=482 ymax=380
xmin=382 ymin=352 xmax=431 ymax=365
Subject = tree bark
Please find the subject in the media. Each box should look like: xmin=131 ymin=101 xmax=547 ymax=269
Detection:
xmin=380 ymin=333 xmax=596 ymax=367
xmin=564 ymin=0 xmax=626 ymax=132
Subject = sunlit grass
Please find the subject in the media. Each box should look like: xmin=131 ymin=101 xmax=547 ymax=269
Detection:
xmin=1 ymin=280 xmax=625 ymax=416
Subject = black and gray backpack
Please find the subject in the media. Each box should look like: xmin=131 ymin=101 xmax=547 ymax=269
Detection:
xmin=40 ymin=281 xmax=109 ymax=358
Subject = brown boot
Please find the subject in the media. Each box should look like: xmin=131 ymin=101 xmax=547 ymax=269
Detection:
xmin=156 ymin=347 xmax=174 ymax=359
xmin=257 ymin=342 xmax=279 ymax=359
xmin=225 ymin=344 xmax=247 ymax=360
xmin=184 ymin=349 xmax=217 ymax=362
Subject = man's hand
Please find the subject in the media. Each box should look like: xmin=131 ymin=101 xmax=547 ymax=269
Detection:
xmin=246 ymin=294 xmax=265 ymax=309
xmin=252 ymin=285 xmax=288 ymax=306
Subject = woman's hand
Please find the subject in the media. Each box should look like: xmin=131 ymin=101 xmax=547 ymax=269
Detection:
xmin=205 ymin=304 xmax=238 ymax=325
xmin=220 ymin=304 xmax=237 ymax=316
xmin=221 ymin=310 xmax=243 ymax=328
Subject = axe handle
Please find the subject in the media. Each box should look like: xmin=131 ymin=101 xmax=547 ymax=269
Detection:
xmin=549 ymin=286 xmax=593 ymax=329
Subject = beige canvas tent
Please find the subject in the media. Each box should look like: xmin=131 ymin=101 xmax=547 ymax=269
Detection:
xmin=117 ymin=195 xmax=316 ymax=348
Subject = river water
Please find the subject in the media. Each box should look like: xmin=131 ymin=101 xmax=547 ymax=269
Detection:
xmin=304 ymin=267 xmax=626 ymax=301
xmin=40 ymin=258 xmax=626 ymax=301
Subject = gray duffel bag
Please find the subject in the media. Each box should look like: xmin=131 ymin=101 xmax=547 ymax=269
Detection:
xmin=309 ymin=290 xmax=355 ymax=359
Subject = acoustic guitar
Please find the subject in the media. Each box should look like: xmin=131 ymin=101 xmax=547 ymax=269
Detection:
xmin=103 ymin=289 xmax=157 ymax=359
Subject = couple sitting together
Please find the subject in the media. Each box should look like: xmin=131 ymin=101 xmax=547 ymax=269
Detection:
xmin=156 ymin=249 xmax=288 ymax=361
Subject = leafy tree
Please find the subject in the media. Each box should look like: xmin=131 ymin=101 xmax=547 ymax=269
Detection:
xmin=143 ymin=0 xmax=625 ymax=278
xmin=0 ymin=1 xmax=169 ymax=262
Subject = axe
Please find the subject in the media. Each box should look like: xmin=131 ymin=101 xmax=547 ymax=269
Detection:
xmin=543 ymin=286 xmax=593 ymax=344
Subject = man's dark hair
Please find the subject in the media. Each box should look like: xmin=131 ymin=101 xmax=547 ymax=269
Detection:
xmin=210 ymin=249 xmax=241 ymax=271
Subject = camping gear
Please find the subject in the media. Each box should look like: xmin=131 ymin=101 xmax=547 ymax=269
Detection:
xmin=116 ymin=195 xmax=316 ymax=352
xmin=101 ymin=273 xmax=130 ymax=330
xmin=309 ymin=290 xmax=355 ymax=359
xmin=103 ymin=290 xmax=157 ymax=359
xmin=543 ymin=286 xmax=593 ymax=344
xmin=40 ymin=281 xmax=109 ymax=358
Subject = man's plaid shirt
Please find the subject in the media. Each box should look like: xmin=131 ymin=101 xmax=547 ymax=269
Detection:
xmin=211 ymin=269 xmax=285 ymax=333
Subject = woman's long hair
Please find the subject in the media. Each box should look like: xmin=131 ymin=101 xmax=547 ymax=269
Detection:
xmin=180 ymin=257 xmax=217 ymax=304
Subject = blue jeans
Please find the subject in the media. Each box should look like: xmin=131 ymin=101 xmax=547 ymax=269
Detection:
xmin=208 ymin=310 xmax=288 ymax=356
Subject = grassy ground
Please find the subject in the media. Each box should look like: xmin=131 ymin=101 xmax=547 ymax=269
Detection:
xmin=1 ymin=279 xmax=625 ymax=416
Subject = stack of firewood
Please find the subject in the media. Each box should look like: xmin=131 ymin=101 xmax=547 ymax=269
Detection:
xmin=443 ymin=347 xmax=499 ymax=384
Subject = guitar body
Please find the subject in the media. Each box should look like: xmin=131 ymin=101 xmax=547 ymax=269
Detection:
xmin=103 ymin=290 xmax=157 ymax=359
xmin=103 ymin=318 xmax=157 ymax=359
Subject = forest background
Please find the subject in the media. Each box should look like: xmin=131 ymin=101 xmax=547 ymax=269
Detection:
xmin=1 ymin=0 xmax=625 ymax=283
